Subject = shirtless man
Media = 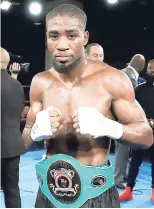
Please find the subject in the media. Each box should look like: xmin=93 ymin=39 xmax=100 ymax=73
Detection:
xmin=22 ymin=4 xmax=153 ymax=208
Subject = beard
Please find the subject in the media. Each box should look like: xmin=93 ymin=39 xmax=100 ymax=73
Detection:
xmin=149 ymin=76 xmax=154 ymax=82
xmin=146 ymin=73 xmax=154 ymax=84
xmin=52 ymin=57 xmax=81 ymax=74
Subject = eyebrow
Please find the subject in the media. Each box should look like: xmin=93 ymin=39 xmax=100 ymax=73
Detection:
xmin=65 ymin=29 xmax=79 ymax=33
xmin=47 ymin=29 xmax=79 ymax=34
xmin=47 ymin=30 xmax=58 ymax=35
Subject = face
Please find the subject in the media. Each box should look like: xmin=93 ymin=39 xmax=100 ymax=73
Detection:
xmin=86 ymin=45 xmax=104 ymax=62
xmin=147 ymin=61 xmax=154 ymax=78
xmin=46 ymin=15 xmax=88 ymax=73
xmin=23 ymin=106 xmax=30 ymax=115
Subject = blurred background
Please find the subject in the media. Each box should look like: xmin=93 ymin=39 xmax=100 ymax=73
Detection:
xmin=1 ymin=0 xmax=154 ymax=85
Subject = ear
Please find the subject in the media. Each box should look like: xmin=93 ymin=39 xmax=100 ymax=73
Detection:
xmin=83 ymin=31 xmax=89 ymax=46
xmin=85 ymin=52 xmax=88 ymax=59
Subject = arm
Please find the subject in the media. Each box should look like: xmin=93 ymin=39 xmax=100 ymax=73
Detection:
xmin=112 ymin=72 xmax=153 ymax=148
xmin=22 ymin=74 xmax=43 ymax=149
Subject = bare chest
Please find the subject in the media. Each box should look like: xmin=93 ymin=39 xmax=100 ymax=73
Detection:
xmin=42 ymin=79 xmax=112 ymax=117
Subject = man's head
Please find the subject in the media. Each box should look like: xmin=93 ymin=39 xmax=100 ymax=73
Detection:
xmin=129 ymin=54 xmax=145 ymax=74
xmin=46 ymin=4 xmax=89 ymax=74
xmin=0 ymin=47 xmax=10 ymax=70
xmin=23 ymin=105 xmax=30 ymax=115
xmin=147 ymin=59 xmax=154 ymax=78
xmin=85 ymin=43 xmax=104 ymax=62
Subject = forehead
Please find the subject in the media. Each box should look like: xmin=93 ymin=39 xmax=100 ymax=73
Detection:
xmin=90 ymin=45 xmax=103 ymax=54
xmin=46 ymin=15 xmax=81 ymax=31
xmin=148 ymin=62 xmax=154 ymax=67
xmin=24 ymin=106 xmax=29 ymax=109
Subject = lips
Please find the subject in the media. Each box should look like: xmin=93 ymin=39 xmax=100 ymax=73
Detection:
xmin=55 ymin=55 xmax=72 ymax=62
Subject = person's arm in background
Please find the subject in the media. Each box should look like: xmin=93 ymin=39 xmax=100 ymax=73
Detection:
xmin=9 ymin=62 xmax=21 ymax=80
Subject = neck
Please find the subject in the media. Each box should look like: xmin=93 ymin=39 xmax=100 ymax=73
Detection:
xmin=54 ymin=58 xmax=87 ymax=87
xmin=11 ymin=73 xmax=18 ymax=80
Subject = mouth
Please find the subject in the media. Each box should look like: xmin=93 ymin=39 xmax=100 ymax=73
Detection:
xmin=55 ymin=55 xmax=72 ymax=62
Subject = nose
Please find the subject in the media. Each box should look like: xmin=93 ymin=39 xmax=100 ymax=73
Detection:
xmin=56 ymin=37 xmax=69 ymax=51
xmin=98 ymin=57 xmax=103 ymax=62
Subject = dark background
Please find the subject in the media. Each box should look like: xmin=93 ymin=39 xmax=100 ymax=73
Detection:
xmin=1 ymin=0 xmax=154 ymax=85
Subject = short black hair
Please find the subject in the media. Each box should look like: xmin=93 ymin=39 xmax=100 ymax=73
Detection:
xmin=85 ymin=43 xmax=101 ymax=55
xmin=46 ymin=4 xmax=87 ymax=31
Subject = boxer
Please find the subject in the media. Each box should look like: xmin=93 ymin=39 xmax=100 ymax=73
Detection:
xmin=22 ymin=4 xmax=153 ymax=208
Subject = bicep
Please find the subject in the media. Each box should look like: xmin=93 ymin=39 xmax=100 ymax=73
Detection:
xmin=113 ymin=99 xmax=147 ymax=124
xmin=112 ymin=72 xmax=147 ymax=124
xmin=25 ymin=75 xmax=43 ymax=127
xmin=25 ymin=102 xmax=42 ymax=127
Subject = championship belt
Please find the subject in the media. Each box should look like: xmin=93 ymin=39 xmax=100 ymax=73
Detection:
xmin=35 ymin=154 xmax=114 ymax=208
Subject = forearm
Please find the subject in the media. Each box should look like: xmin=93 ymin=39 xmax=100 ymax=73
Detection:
xmin=22 ymin=127 xmax=34 ymax=149
xmin=120 ymin=122 xmax=153 ymax=148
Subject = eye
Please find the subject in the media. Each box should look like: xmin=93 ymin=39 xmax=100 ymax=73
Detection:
xmin=49 ymin=34 xmax=58 ymax=40
xmin=68 ymin=34 xmax=77 ymax=40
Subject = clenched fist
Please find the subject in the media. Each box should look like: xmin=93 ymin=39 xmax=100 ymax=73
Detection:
xmin=31 ymin=107 xmax=61 ymax=141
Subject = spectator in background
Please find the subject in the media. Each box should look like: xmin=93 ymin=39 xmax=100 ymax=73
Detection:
xmin=119 ymin=59 xmax=154 ymax=202
xmin=85 ymin=43 xmax=104 ymax=62
xmin=9 ymin=62 xmax=21 ymax=80
xmin=21 ymin=105 xmax=30 ymax=119
xmin=114 ymin=54 xmax=146 ymax=189
xmin=1 ymin=47 xmax=25 ymax=207
xmin=123 ymin=54 xmax=146 ymax=87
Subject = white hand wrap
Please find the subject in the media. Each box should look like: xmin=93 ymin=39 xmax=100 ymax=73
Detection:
xmin=31 ymin=107 xmax=53 ymax=142
xmin=78 ymin=107 xmax=123 ymax=140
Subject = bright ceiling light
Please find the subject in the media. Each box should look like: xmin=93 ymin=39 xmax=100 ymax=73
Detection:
xmin=107 ymin=0 xmax=118 ymax=4
xmin=28 ymin=1 xmax=42 ymax=16
xmin=0 ymin=1 xmax=12 ymax=10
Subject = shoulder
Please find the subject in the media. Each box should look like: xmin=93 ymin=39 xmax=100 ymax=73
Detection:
xmin=93 ymin=62 xmax=135 ymax=101
xmin=121 ymin=67 xmax=129 ymax=73
xmin=10 ymin=77 xmax=23 ymax=90
xmin=29 ymin=69 xmax=56 ymax=101
xmin=93 ymin=62 xmax=129 ymax=83
xmin=88 ymin=61 xmax=120 ymax=76
xmin=31 ymin=69 xmax=55 ymax=89
xmin=32 ymin=69 xmax=54 ymax=82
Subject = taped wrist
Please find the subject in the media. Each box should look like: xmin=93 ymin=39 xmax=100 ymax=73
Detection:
xmin=101 ymin=118 xmax=123 ymax=140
